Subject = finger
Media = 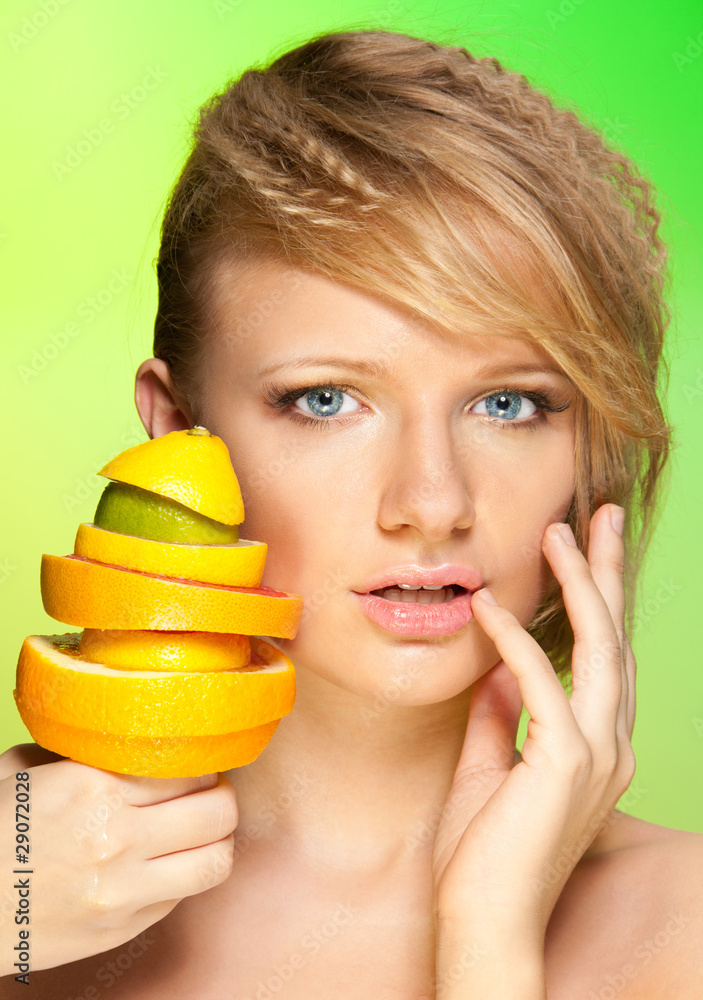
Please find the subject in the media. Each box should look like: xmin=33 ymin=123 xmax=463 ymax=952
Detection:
xmin=128 ymin=898 xmax=183 ymax=940
xmin=143 ymin=834 xmax=235 ymax=902
xmin=32 ymin=758 xmax=220 ymax=808
xmin=69 ymin=762 xmax=220 ymax=806
xmin=470 ymin=590 xmax=576 ymax=740
xmin=455 ymin=659 xmax=524 ymax=778
xmin=126 ymin=770 xmax=221 ymax=806
xmin=586 ymin=503 xmax=629 ymax=738
xmin=624 ymin=636 xmax=637 ymax=740
xmin=586 ymin=504 xmax=626 ymax=644
xmin=139 ymin=774 xmax=238 ymax=858
xmin=0 ymin=743 xmax=67 ymax=778
xmin=541 ymin=521 xmax=622 ymax=743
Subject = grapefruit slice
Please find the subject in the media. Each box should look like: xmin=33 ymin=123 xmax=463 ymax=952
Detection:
xmin=14 ymin=634 xmax=295 ymax=777
xmin=41 ymin=554 xmax=303 ymax=637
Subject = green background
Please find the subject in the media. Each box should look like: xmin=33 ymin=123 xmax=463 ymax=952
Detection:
xmin=2 ymin=1 xmax=701 ymax=830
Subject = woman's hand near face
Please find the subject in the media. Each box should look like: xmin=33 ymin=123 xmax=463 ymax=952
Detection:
xmin=431 ymin=503 xmax=635 ymax=997
xmin=0 ymin=744 xmax=238 ymax=976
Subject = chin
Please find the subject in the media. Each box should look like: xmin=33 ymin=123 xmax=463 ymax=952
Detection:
xmin=303 ymin=636 xmax=485 ymax=706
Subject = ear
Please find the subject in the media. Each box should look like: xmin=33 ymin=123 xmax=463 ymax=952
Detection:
xmin=134 ymin=358 xmax=193 ymax=439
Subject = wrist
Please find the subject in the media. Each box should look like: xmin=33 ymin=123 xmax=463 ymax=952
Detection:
xmin=435 ymin=917 xmax=546 ymax=1000
xmin=434 ymin=896 xmax=548 ymax=948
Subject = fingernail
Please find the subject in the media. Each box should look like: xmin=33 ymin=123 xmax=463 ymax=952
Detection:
xmin=555 ymin=523 xmax=577 ymax=547
xmin=477 ymin=588 xmax=499 ymax=604
xmin=611 ymin=505 xmax=625 ymax=536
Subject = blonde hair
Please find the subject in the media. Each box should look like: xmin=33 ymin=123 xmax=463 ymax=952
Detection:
xmin=153 ymin=28 xmax=672 ymax=679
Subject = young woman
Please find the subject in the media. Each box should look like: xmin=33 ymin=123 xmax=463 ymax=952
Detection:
xmin=2 ymin=27 xmax=701 ymax=999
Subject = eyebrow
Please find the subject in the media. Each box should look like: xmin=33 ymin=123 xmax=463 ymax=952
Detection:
xmin=257 ymin=356 xmax=568 ymax=381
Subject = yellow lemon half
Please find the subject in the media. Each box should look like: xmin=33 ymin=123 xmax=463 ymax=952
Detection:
xmin=98 ymin=427 xmax=244 ymax=525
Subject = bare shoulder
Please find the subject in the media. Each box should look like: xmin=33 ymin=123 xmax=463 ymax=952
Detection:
xmin=547 ymin=810 xmax=703 ymax=998
xmin=590 ymin=807 xmax=703 ymax=886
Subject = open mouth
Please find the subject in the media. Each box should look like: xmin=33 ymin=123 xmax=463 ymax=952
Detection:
xmin=368 ymin=585 xmax=468 ymax=604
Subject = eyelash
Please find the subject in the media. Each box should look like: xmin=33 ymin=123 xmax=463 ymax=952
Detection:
xmin=260 ymin=381 xmax=572 ymax=432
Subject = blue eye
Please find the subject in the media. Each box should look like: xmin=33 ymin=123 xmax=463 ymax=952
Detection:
xmin=262 ymin=380 xmax=571 ymax=433
xmin=472 ymin=392 xmax=538 ymax=422
xmin=294 ymin=387 xmax=361 ymax=419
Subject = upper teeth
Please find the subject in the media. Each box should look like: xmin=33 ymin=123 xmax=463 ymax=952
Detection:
xmin=397 ymin=584 xmax=446 ymax=590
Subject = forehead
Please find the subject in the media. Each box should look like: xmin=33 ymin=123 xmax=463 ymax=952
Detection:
xmin=207 ymin=254 xmax=565 ymax=377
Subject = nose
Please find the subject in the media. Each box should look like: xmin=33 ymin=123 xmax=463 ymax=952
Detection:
xmin=377 ymin=412 xmax=476 ymax=541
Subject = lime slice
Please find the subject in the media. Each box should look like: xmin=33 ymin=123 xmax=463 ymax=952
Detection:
xmin=93 ymin=482 xmax=240 ymax=545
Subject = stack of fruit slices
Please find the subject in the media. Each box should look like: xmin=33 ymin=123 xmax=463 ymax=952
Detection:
xmin=13 ymin=427 xmax=304 ymax=778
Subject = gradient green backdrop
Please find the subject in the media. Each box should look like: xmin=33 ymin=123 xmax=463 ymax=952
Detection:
xmin=2 ymin=0 xmax=701 ymax=830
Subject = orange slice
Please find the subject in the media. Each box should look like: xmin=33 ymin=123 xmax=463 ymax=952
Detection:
xmin=17 ymin=707 xmax=279 ymax=777
xmin=78 ymin=629 xmax=251 ymax=672
xmin=98 ymin=428 xmax=244 ymax=525
xmin=14 ymin=634 xmax=295 ymax=777
xmin=41 ymin=554 xmax=303 ymax=637
xmin=74 ymin=523 xmax=266 ymax=587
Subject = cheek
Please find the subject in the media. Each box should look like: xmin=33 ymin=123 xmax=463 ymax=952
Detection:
xmin=475 ymin=436 xmax=575 ymax=625
xmin=213 ymin=406 xmax=575 ymax=620
xmin=233 ymin=442 xmax=360 ymax=595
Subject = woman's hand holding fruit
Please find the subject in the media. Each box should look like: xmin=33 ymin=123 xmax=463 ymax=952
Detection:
xmin=431 ymin=503 xmax=635 ymax=997
xmin=0 ymin=744 xmax=238 ymax=976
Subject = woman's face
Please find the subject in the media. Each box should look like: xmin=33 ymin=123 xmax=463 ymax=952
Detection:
xmin=197 ymin=257 xmax=576 ymax=706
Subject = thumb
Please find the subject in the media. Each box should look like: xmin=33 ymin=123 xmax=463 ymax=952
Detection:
xmin=455 ymin=660 xmax=524 ymax=780
xmin=431 ymin=661 xmax=524 ymax=882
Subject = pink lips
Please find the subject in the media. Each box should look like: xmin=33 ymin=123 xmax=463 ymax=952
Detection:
xmin=351 ymin=564 xmax=483 ymax=637
xmin=357 ymin=564 xmax=483 ymax=593
xmin=353 ymin=590 xmax=475 ymax=636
